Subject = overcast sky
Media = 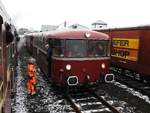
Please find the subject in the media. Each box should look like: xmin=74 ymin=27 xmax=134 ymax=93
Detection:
xmin=1 ymin=0 xmax=150 ymax=30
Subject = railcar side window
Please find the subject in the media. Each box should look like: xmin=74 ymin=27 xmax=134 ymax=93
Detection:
xmin=88 ymin=40 xmax=109 ymax=57
xmin=53 ymin=39 xmax=65 ymax=57
xmin=34 ymin=35 xmax=46 ymax=51
xmin=42 ymin=36 xmax=47 ymax=51
xmin=66 ymin=40 xmax=86 ymax=58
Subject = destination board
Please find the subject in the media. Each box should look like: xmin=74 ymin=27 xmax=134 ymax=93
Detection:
xmin=112 ymin=38 xmax=139 ymax=49
xmin=111 ymin=48 xmax=138 ymax=61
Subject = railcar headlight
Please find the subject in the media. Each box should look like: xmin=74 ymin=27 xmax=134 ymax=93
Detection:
xmin=66 ymin=64 xmax=71 ymax=70
xmin=101 ymin=63 xmax=105 ymax=69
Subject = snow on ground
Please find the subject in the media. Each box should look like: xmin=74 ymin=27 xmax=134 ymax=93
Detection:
xmin=11 ymin=59 xmax=28 ymax=113
xmin=17 ymin=37 xmax=26 ymax=52
xmin=11 ymin=47 xmax=73 ymax=113
xmin=113 ymin=81 xmax=150 ymax=104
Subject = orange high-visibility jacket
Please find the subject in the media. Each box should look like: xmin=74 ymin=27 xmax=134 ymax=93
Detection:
xmin=27 ymin=64 xmax=36 ymax=78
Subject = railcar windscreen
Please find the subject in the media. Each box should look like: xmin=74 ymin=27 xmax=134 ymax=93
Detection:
xmin=53 ymin=39 xmax=65 ymax=57
xmin=53 ymin=39 xmax=110 ymax=58
xmin=88 ymin=40 xmax=110 ymax=57
xmin=66 ymin=40 xmax=86 ymax=58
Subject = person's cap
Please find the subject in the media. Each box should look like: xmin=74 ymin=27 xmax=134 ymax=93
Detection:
xmin=28 ymin=57 xmax=36 ymax=64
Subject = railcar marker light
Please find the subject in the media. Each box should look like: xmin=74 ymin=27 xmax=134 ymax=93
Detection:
xmin=101 ymin=63 xmax=105 ymax=69
xmin=87 ymin=75 xmax=90 ymax=80
xmin=66 ymin=64 xmax=71 ymax=70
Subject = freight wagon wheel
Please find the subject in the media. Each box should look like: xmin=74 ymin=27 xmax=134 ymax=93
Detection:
xmin=144 ymin=76 xmax=150 ymax=84
xmin=60 ymin=85 xmax=69 ymax=94
xmin=139 ymin=75 xmax=144 ymax=82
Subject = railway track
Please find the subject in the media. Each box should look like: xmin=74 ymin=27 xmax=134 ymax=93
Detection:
xmin=12 ymin=46 xmax=150 ymax=113
xmin=64 ymin=89 xmax=122 ymax=113
xmin=110 ymin=67 xmax=150 ymax=97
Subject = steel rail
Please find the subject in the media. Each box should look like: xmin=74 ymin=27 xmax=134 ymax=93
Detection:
xmin=92 ymin=92 xmax=121 ymax=113
xmin=64 ymin=94 xmax=82 ymax=113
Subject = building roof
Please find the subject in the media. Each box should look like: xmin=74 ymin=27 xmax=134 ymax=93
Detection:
xmin=41 ymin=25 xmax=58 ymax=31
xmin=92 ymin=20 xmax=107 ymax=25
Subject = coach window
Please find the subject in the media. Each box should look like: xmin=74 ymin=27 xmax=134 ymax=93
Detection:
xmin=88 ymin=40 xmax=109 ymax=57
xmin=6 ymin=23 xmax=14 ymax=43
xmin=53 ymin=39 xmax=65 ymax=57
xmin=0 ymin=47 xmax=2 ymax=82
xmin=39 ymin=36 xmax=43 ymax=48
xmin=0 ymin=47 xmax=2 ymax=101
xmin=36 ymin=36 xmax=42 ymax=49
xmin=33 ymin=36 xmax=37 ymax=46
xmin=42 ymin=36 xmax=47 ymax=51
xmin=0 ymin=16 xmax=2 ymax=86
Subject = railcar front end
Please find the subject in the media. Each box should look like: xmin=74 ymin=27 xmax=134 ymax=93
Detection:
xmin=51 ymin=36 xmax=114 ymax=86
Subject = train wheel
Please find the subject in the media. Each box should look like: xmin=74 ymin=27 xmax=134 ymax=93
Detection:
xmin=50 ymin=81 xmax=55 ymax=88
xmin=99 ymin=75 xmax=105 ymax=83
xmin=139 ymin=75 xmax=144 ymax=82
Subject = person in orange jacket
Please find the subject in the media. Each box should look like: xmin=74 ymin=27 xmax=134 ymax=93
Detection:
xmin=27 ymin=57 xmax=36 ymax=95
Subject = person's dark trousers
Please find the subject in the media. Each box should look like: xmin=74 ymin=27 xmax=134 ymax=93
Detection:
xmin=48 ymin=62 xmax=51 ymax=78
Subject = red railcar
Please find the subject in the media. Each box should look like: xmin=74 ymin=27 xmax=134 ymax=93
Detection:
xmin=26 ymin=30 xmax=114 ymax=87
xmin=97 ymin=26 xmax=150 ymax=82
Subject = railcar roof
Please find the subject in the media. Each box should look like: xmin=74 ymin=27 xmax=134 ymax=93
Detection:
xmin=26 ymin=30 xmax=110 ymax=40
xmin=48 ymin=30 xmax=109 ymax=40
